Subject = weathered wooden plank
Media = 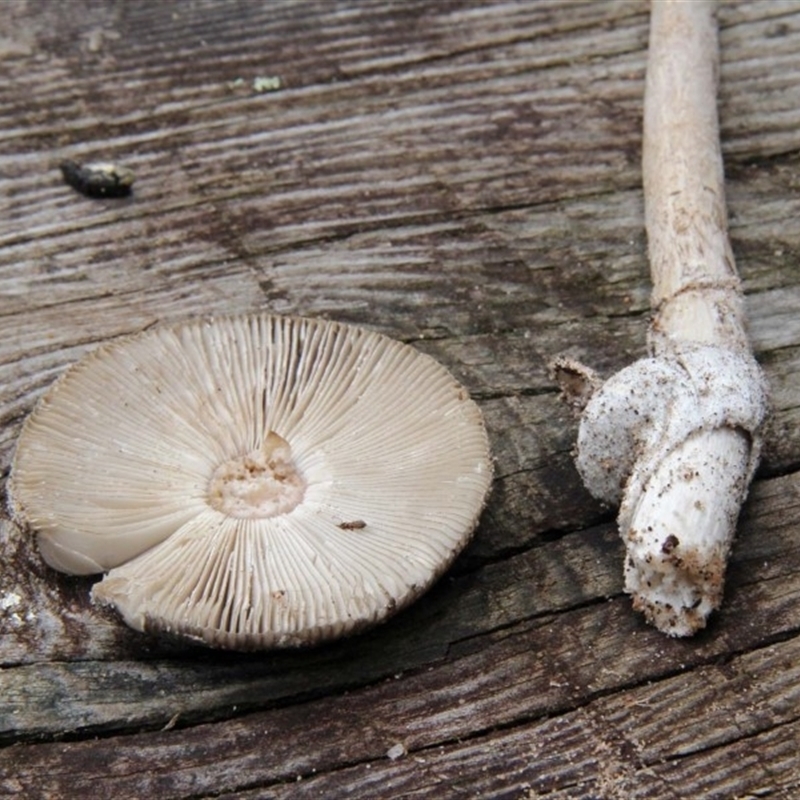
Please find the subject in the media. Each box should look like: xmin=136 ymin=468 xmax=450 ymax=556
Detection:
xmin=1 ymin=470 xmax=798 ymax=746
xmin=3 ymin=585 xmax=798 ymax=798
xmin=0 ymin=519 xmax=618 ymax=736
xmin=0 ymin=1 xmax=799 ymax=797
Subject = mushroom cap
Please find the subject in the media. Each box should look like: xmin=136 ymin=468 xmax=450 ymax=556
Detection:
xmin=9 ymin=314 xmax=493 ymax=649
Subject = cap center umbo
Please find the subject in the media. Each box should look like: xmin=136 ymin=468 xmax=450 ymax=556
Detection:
xmin=207 ymin=430 xmax=306 ymax=519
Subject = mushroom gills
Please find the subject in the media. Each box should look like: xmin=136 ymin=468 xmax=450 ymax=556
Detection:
xmin=10 ymin=313 xmax=493 ymax=649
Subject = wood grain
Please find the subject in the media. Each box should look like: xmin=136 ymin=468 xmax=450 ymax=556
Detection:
xmin=1 ymin=1 xmax=799 ymax=797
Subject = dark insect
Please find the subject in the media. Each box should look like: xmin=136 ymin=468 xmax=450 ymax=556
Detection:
xmin=59 ymin=160 xmax=135 ymax=198
xmin=338 ymin=520 xmax=367 ymax=530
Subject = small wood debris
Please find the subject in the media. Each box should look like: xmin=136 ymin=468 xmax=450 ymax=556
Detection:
xmin=161 ymin=712 xmax=180 ymax=731
xmin=59 ymin=159 xmax=135 ymax=198
xmin=386 ymin=742 xmax=406 ymax=760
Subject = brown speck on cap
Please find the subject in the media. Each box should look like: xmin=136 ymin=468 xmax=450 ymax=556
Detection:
xmin=338 ymin=520 xmax=367 ymax=530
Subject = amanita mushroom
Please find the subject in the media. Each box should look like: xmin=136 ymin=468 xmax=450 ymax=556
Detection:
xmin=552 ymin=0 xmax=768 ymax=636
xmin=9 ymin=314 xmax=493 ymax=649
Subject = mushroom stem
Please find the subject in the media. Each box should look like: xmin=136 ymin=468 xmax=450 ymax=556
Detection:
xmin=552 ymin=0 xmax=769 ymax=636
xmin=644 ymin=0 xmax=747 ymax=351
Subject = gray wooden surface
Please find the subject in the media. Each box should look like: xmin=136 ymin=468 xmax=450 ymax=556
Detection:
xmin=1 ymin=1 xmax=799 ymax=797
